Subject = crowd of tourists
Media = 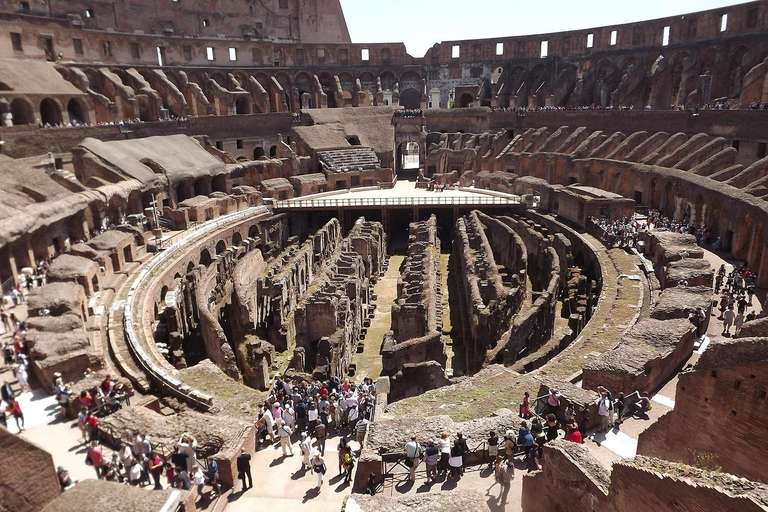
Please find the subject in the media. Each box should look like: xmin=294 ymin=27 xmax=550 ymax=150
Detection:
xmin=716 ymin=264 xmax=762 ymax=336
xmin=38 ymin=116 xmax=190 ymax=130
xmin=393 ymin=109 xmax=423 ymax=118
xmin=252 ymin=374 xmax=377 ymax=493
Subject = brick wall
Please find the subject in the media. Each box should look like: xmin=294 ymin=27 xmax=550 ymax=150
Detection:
xmin=0 ymin=428 xmax=60 ymax=512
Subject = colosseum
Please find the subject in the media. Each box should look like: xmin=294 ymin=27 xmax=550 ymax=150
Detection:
xmin=0 ymin=1 xmax=767 ymax=511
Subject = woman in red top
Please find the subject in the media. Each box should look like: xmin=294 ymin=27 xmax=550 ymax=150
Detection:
xmin=79 ymin=390 xmax=93 ymax=410
xmin=519 ymin=392 xmax=532 ymax=418
xmin=565 ymin=425 xmax=582 ymax=444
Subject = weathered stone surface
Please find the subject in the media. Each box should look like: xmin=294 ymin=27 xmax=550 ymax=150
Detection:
xmin=40 ymin=479 xmax=194 ymax=512
xmin=344 ymin=490 xmax=491 ymax=512
xmin=0 ymin=428 xmax=60 ymax=512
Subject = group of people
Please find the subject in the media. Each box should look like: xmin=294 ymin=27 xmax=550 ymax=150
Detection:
xmin=426 ymin=181 xmax=451 ymax=192
xmin=716 ymin=264 xmax=762 ymax=336
xmin=251 ymin=375 xmax=377 ymax=493
xmin=38 ymin=116 xmax=190 ymax=130
xmin=393 ymin=109 xmax=423 ymax=118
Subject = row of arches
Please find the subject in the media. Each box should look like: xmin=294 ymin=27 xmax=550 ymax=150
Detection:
xmin=4 ymin=96 xmax=89 ymax=126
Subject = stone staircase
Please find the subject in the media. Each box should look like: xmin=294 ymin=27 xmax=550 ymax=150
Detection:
xmin=318 ymin=147 xmax=380 ymax=173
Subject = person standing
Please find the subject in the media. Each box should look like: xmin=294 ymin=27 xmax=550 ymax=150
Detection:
xmin=206 ymin=457 xmax=221 ymax=497
xmin=355 ymin=417 xmax=368 ymax=446
xmin=547 ymin=386 xmax=561 ymax=416
xmin=723 ymin=305 xmax=736 ymax=335
xmin=278 ymin=419 xmax=294 ymax=456
xmin=596 ymin=392 xmax=610 ymax=432
xmin=487 ymin=431 xmax=499 ymax=470
xmin=236 ymin=448 xmax=252 ymax=491
xmin=148 ymin=451 xmax=163 ymax=490
xmin=299 ymin=432 xmax=313 ymax=470
xmin=578 ymin=403 xmax=590 ymax=441
xmin=423 ymin=440 xmax=440 ymax=484
xmin=341 ymin=445 xmax=355 ymax=484
xmin=314 ymin=421 xmax=327 ymax=456
xmin=87 ymin=441 xmax=104 ymax=479
xmin=311 ymin=452 xmax=326 ymax=492
xmin=448 ymin=440 xmax=463 ymax=480
xmin=437 ymin=433 xmax=451 ymax=476
xmin=404 ymin=436 xmax=422 ymax=481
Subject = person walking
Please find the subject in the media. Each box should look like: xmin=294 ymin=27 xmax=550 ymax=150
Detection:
xmin=299 ymin=432 xmax=313 ymax=470
xmin=311 ymin=452 xmax=326 ymax=492
xmin=236 ymin=448 xmax=252 ymax=491
xmin=723 ymin=305 xmax=736 ymax=335
xmin=341 ymin=445 xmax=355 ymax=484
xmin=314 ymin=421 xmax=327 ymax=456
xmin=498 ymin=460 xmax=515 ymax=506
xmin=206 ymin=457 xmax=221 ymax=497
xmin=7 ymin=398 xmax=24 ymax=432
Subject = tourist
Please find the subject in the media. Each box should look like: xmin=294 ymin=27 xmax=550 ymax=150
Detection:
xmin=273 ymin=418 xmax=291 ymax=456
xmin=498 ymin=460 xmax=515 ymax=505
xmin=448 ymin=439 xmax=463 ymax=480
xmin=190 ymin=466 xmax=205 ymax=498
xmin=355 ymin=416 xmax=369 ymax=446
xmin=57 ymin=466 xmax=73 ymax=490
xmin=545 ymin=413 xmax=560 ymax=443
xmin=129 ymin=457 xmax=144 ymax=486
xmin=236 ymin=448 xmax=252 ymax=491
xmin=487 ymin=430 xmax=499 ymax=469
xmin=85 ymin=410 xmax=100 ymax=442
xmin=518 ymin=421 xmax=535 ymax=458
xmin=596 ymin=392 xmax=611 ymax=432
xmin=547 ymin=386 xmax=561 ymax=416
xmin=1 ymin=381 xmax=13 ymax=403
xmin=519 ymin=391 xmax=532 ymax=418
xmin=735 ymin=311 xmax=745 ymax=336
xmin=341 ymin=445 xmax=355 ymax=484
xmin=148 ymin=451 xmax=164 ymax=490
xmin=283 ymin=399 xmax=295 ymax=430
xmin=404 ymin=435 xmax=423 ymax=480
xmin=55 ymin=380 xmax=71 ymax=418
xmin=598 ymin=386 xmax=615 ymax=428
xmin=565 ymin=425 xmax=582 ymax=444
xmin=366 ymin=472 xmax=377 ymax=495
xmin=424 ymin=439 xmax=440 ymax=483
xmin=437 ymin=432 xmax=451 ymax=475
xmin=262 ymin=403 xmax=276 ymax=442
xmin=723 ymin=305 xmax=736 ymax=335
xmin=579 ymin=403 xmax=590 ymax=441
xmin=307 ymin=402 xmax=318 ymax=433
xmin=7 ymin=398 xmax=24 ymax=432
xmin=206 ymin=456 xmax=221 ymax=497
xmin=13 ymin=361 xmax=28 ymax=393
xmin=502 ymin=431 xmax=516 ymax=461
xmin=531 ymin=417 xmax=546 ymax=446
xmin=634 ymin=391 xmax=652 ymax=418
xmin=337 ymin=437 xmax=348 ymax=475
xmin=614 ymin=392 xmax=627 ymax=425
xmin=526 ymin=443 xmax=541 ymax=472
xmin=311 ymin=452 xmax=326 ymax=492
xmin=299 ymin=432 xmax=313 ymax=470
xmin=174 ymin=466 xmax=192 ymax=490
xmin=86 ymin=441 xmax=104 ymax=479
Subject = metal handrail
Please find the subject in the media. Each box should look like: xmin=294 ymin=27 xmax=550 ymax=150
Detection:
xmin=274 ymin=195 xmax=521 ymax=210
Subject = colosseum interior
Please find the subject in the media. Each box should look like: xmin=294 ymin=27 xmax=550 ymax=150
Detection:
xmin=0 ymin=1 xmax=767 ymax=511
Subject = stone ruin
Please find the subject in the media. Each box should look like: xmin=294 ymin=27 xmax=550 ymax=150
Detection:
xmin=381 ymin=215 xmax=448 ymax=400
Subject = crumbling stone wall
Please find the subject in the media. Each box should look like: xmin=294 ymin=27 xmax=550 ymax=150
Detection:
xmin=637 ymin=337 xmax=768 ymax=484
xmin=475 ymin=212 xmax=563 ymax=367
xmin=382 ymin=215 xmax=448 ymax=400
xmin=292 ymin=218 xmax=384 ymax=380
xmin=522 ymin=441 xmax=768 ymax=512
xmin=454 ymin=211 xmax=526 ymax=372
xmin=0 ymin=428 xmax=60 ymax=512
xmin=583 ymin=230 xmax=711 ymax=395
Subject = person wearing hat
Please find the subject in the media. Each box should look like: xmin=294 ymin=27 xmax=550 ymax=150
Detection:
xmin=299 ymin=432 xmax=313 ymax=470
xmin=311 ymin=452 xmax=326 ymax=492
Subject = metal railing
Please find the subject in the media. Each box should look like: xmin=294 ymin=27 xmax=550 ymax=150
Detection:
xmin=273 ymin=195 xmax=521 ymax=210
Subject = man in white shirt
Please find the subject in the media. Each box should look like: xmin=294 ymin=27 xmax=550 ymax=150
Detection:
xmin=277 ymin=419 xmax=294 ymax=456
xmin=403 ymin=436 xmax=422 ymax=481
xmin=596 ymin=392 xmax=610 ymax=432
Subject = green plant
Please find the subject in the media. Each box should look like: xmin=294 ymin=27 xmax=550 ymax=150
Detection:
xmin=690 ymin=450 xmax=722 ymax=473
